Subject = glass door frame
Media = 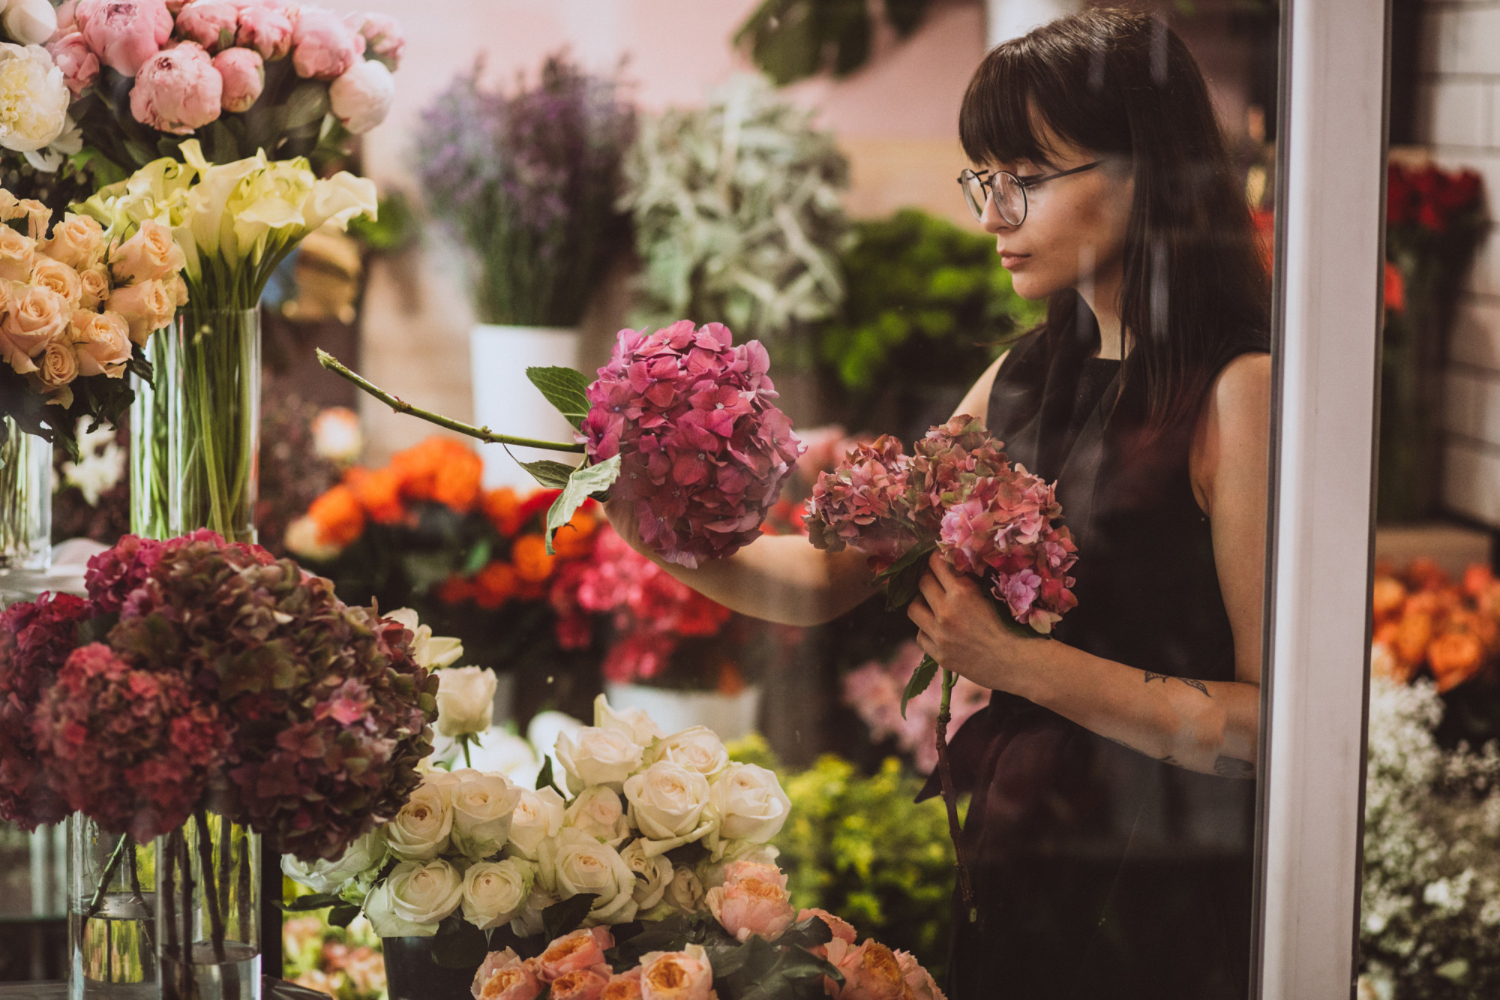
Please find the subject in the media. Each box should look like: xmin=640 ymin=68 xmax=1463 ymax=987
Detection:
xmin=1253 ymin=0 xmax=1391 ymax=995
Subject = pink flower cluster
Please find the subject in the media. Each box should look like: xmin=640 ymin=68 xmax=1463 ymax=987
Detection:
xmin=805 ymin=416 xmax=1079 ymax=634
xmin=550 ymin=526 xmax=731 ymax=684
xmin=49 ymin=0 xmax=399 ymax=136
xmin=0 ymin=530 xmax=438 ymax=861
xmin=842 ymin=641 xmax=990 ymax=774
xmin=581 ymin=320 xmax=805 ymax=570
xmin=469 ymin=928 xmax=617 ymax=1000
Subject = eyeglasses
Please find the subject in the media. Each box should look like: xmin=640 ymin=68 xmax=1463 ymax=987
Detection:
xmin=958 ymin=161 xmax=1104 ymax=225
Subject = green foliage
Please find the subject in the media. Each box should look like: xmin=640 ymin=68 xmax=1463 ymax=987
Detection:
xmin=729 ymin=736 xmax=960 ymax=979
xmin=734 ymin=0 xmax=935 ymax=86
xmin=347 ymin=191 xmax=417 ymax=254
xmin=814 ymin=208 xmax=1046 ymax=432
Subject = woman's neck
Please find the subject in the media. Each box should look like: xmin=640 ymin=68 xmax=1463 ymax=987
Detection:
xmin=1078 ymin=262 xmax=1127 ymax=360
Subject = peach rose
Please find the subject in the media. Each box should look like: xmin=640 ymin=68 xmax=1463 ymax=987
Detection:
xmin=1 ymin=284 xmax=69 ymax=366
xmin=105 ymin=278 xmax=174 ymax=345
xmin=70 ymin=309 xmax=132 ymax=377
xmin=797 ymin=908 xmax=856 ymax=958
xmin=41 ymin=213 xmax=105 ymax=270
xmin=534 ymin=927 xmax=613 ymax=983
xmin=550 ymin=969 xmax=611 ymax=1000
xmin=894 ymin=950 xmax=946 ymax=1000
xmin=471 ymin=949 xmax=542 ymax=1000
xmin=36 ymin=339 xmax=78 ymax=393
xmin=77 ymin=267 xmax=110 ymax=310
xmin=32 ymin=257 xmax=82 ymax=305
xmin=600 ymin=970 xmax=643 ymax=1000
xmin=638 ymin=946 xmax=713 ymax=1000
xmin=824 ymin=939 xmax=906 ymax=1000
xmin=704 ymin=871 xmax=794 ymax=943
xmin=109 ymin=218 xmax=184 ymax=284
xmin=0 ymin=226 xmax=35 ymax=281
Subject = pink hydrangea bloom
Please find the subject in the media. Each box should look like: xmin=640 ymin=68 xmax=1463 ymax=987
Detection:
xmin=77 ymin=0 xmax=172 ymax=76
xmin=802 ymin=434 xmax=916 ymax=572
xmin=130 ymin=41 xmax=222 ymax=133
xmin=583 ymin=321 xmax=804 ymax=570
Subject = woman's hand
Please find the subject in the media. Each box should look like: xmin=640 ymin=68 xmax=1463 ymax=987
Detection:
xmin=906 ymin=552 xmax=1048 ymax=696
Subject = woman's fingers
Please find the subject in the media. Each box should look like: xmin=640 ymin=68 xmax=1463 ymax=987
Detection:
xmin=908 ymin=592 xmax=936 ymax=633
xmin=917 ymin=570 xmax=946 ymax=609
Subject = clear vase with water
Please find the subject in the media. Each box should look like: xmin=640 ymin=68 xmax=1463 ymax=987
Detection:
xmin=0 ymin=415 xmax=52 ymax=581
xmin=69 ymin=817 xmax=157 ymax=1000
xmin=156 ymin=812 xmax=261 ymax=1000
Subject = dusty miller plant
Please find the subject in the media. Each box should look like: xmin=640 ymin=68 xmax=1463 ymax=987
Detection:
xmin=620 ymin=75 xmax=850 ymax=361
xmin=1361 ymin=676 xmax=1500 ymax=999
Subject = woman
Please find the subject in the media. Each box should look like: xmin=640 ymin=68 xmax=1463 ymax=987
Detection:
xmin=610 ymin=10 xmax=1269 ymax=998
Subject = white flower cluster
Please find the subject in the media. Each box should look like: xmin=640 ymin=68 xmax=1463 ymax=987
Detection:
xmin=284 ymin=695 xmax=792 ymax=940
xmin=1360 ymin=677 xmax=1500 ymax=999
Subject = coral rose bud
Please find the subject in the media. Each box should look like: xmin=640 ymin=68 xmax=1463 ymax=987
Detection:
xmin=174 ymin=0 xmax=238 ymax=51
xmin=233 ymin=0 xmax=293 ymax=60
xmin=290 ymin=6 xmax=361 ymax=80
xmin=534 ymin=927 xmax=613 ymax=984
xmin=550 ymin=970 xmax=610 ymax=1000
xmin=37 ymin=339 xmax=79 ymax=393
xmin=212 ymin=46 xmax=262 ymax=112
xmin=704 ymin=873 xmax=795 ymax=943
xmin=131 ymin=41 xmax=222 ymax=133
xmin=40 ymin=212 xmax=104 ymax=270
xmin=70 ymin=309 xmax=132 ymax=377
xmin=109 ymin=218 xmax=184 ymax=284
xmin=329 ymin=57 xmax=392 ymax=134
xmin=105 ymin=278 xmax=174 ymax=346
xmin=79 ymin=0 xmax=172 ymax=77
xmin=6 ymin=0 xmax=59 ymax=46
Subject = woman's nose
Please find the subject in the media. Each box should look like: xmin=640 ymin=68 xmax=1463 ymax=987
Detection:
xmin=982 ymin=194 xmax=1015 ymax=235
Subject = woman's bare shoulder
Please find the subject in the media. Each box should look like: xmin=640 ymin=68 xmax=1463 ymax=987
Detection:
xmin=950 ymin=343 xmax=1018 ymax=426
xmin=1190 ymin=351 xmax=1272 ymax=512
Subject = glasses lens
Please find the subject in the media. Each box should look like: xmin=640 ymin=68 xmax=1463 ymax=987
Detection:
xmin=961 ymin=173 xmax=987 ymax=220
xmin=993 ymin=172 xmax=1026 ymax=225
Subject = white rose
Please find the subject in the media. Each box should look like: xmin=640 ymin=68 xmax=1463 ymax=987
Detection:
xmin=0 ymin=43 xmax=67 ymax=154
xmin=624 ymin=761 xmax=715 ymax=855
xmin=386 ymin=859 xmax=463 ymax=926
xmin=537 ymin=828 xmax=639 ymax=925
xmin=281 ymin=827 xmax=386 ymax=896
xmin=504 ymin=786 xmax=565 ymax=861
xmin=708 ymin=763 xmax=792 ymax=852
xmin=664 ymin=867 xmax=707 ymax=915
xmin=329 ymin=57 xmax=394 ymax=135
xmin=461 ymin=858 xmax=534 ymax=930
xmin=619 ymin=839 xmax=674 ymax=910
xmin=450 ymin=770 xmax=524 ymax=859
xmin=363 ymin=879 xmax=432 ymax=938
xmin=4 ymin=0 xmax=56 ymax=45
xmin=562 ymin=786 xmax=631 ymax=847
xmin=643 ymin=726 xmax=730 ymax=781
xmin=417 ymin=764 xmax=465 ymax=805
xmin=509 ymin=886 xmax=558 ymax=939
xmin=435 ymin=666 xmax=497 ymax=738
xmin=386 ymin=608 xmax=464 ymax=669
xmin=555 ymin=726 xmax=643 ymax=794
xmin=386 ymin=782 xmax=453 ymax=861
xmin=593 ymin=694 xmax=663 ymax=746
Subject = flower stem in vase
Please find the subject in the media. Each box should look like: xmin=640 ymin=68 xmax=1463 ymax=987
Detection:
xmin=174 ymin=308 xmax=261 ymax=543
xmin=935 ymin=667 xmax=978 ymax=924
xmin=193 ymin=811 xmax=227 ymax=965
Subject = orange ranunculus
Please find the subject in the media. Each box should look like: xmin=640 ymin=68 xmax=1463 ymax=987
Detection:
xmin=431 ymin=448 xmax=484 ymax=512
xmin=1371 ymin=575 xmax=1407 ymax=622
xmin=517 ymin=488 xmax=564 ymax=526
xmin=1463 ymin=563 xmax=1495 ymax=598
xmin=436 ymin=574 xmax=476 ymax=605
xmin=1383 ymin=260 xmax=1406 ymax=314
xmin=1407 ymin=559 xmax=1448 ymax=593
xmin=346 ymin=466 xmax=405 ymax=523
xmin=511 ymin=534 xmax=557 ymax=583
xmin=1395 ymin=610 xmax=1434 ymax=665
xmin=306 ymin=484 xmax=365 ymax=548
xmin=551 ymin=509 xmax=598 ymax=560
xmin=473 ymin=561 xmax=519 ymax=610
xmin=1429 ymin=630 xmax=1484 ymax=692
xmin=482 ymin=487 xmax=525 ymax=537
xmin=392 ymin=437 xmax=479 ymax=505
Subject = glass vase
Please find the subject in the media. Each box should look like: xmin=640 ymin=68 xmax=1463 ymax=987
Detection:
xmin=0 ymin=414 xmax=52 ymax=575
xmin=69 ymin=816 xmax=158 ymax=1000
xmin=156 ymin=812 xmax=260 ymax=1000
xmin=129 ymin=335 xmax=174 ymax=541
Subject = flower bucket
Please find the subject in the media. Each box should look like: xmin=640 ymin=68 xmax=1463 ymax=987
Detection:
xmin=156 ymin=813 xmax=261 ymax=1000
xmin=380 ymin=936 xmax=480 ymax=1000
xmin=0 ymin=415 xmax=52 ymax=576
xmin=603 ymin=682 xmax=762 ymax=742
xmin=69 ymin=817 xmax=157 ymax=1000
xmin=469 ymin=325 xmax=581 ymax=490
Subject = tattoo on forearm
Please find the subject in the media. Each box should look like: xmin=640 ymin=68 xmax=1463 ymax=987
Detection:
xmin=1143 ymin=671 xmax=1212 ymax=697
xmin=1213 ymin=755 xmax=1255 ymax=779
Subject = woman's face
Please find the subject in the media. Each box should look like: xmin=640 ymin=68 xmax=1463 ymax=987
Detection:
xmin=979 ymin=129 xmax=1134 ymax=302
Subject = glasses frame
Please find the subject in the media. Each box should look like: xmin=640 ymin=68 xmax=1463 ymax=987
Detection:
xmin=957 ymin=161 xmax=1104 ymax=224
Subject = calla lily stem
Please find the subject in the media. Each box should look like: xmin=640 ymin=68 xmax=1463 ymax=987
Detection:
xmin=317 ymin=350 xmax=586 ymax=453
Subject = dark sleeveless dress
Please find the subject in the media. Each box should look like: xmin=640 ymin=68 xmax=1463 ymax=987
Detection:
xmin=926 ymin=304 xmax=1267 ymax=1000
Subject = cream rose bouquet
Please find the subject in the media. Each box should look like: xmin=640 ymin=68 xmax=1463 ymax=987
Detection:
xmin=0 ymin=183 xmax=185 ymax=459
xmin=284 ymin=695 xmax=795 ymax=975
xmin=76 ymin=136 xmax=375 ymax=539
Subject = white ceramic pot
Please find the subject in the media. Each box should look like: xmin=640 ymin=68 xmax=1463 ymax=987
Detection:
xmin=603 ymin=682 xmax=763 ymax=743
xmin=469 ymin=325 xmax=584 ymax=490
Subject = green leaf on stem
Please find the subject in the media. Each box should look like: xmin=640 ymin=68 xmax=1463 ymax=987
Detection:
xmin=526 ymin=367 xmax=592 ymax=429
xmin=900 ymin=654 xmax=940 ymax=720
xmin=542 ymin=894 xmax=599 ymax=941
xmin=518 ymin=458 xmax=578 ymax=490
xmin=544 ymin=456 xmax=621 ymax=555
xmin=535 ymin=756 xmax=566 ymax=800
xmin=278 ymin=892 xmax=341 ymax=911
xmin=430 ymin=916 xmax=488 ymax=968
xmin=881 ymin=545 xmax=935 ymax=611
xmin=327 ymin=904 xmax=360 ymax=928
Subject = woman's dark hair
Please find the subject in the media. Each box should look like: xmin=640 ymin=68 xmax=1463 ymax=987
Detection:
xmin=960 ymin=8 xmax=1270 ymax=435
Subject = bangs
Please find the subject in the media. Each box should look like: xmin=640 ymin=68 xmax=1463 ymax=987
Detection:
xmin=958 ymin=47 xmax=1056 ymax=169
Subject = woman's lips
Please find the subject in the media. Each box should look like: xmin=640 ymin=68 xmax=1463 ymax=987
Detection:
xmin=1000 ymin=251 xmax=1030 ymax=269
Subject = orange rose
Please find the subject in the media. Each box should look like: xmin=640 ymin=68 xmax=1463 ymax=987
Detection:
xmin=347 ymin=466 xmax=404 ymax=523
xmin=436 ymin=575 xmax=476 ymax=605
xmin=431 ymin=447 xmax=483 ymax=512
xmin=511 ymin=534 xmax=556 ymax=584
xmin=1463 ymin=564 xmax=1495 ymax=598
xmin=1371 ymin=575 xmax=1406 ymax=622
xmin=474 ymin=562 xmax=519 ymax=610
xmin=1394 ymin=611 xmax=1433 ymax=666
xmin=1429 ymin=631 xmax=1484 ymax=692
xmin=307 ymin=484 xmax=365 ymax=548
xmin=483 ymin=487 xmax=524 ymax=537
xmin=392 ymin=437 xmax=477 ymax=503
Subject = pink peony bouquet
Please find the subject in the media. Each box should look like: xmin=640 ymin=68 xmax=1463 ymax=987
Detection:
xmin=53 ymin=0 xmax=401 ymax=172
xmin=0 ymin=185 xmax=187 ymax=458
xmin=469 ymin=857 xmax=945 ymax=1000
xmin=0 ymin=529 xmax=438 ymax=859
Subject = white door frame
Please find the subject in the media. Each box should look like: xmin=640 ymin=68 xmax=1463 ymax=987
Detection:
xmin=1254 ymin=0 xmax=1389 ymax=995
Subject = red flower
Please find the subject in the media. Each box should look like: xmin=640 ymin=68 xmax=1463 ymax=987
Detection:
xmin=1384 ymin=261 xmax=1406 ymax=314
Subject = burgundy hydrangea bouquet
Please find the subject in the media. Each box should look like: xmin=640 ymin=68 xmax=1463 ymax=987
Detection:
xmin=319 ymin=319 xmax=804 ymax=570
xmin=803 ymin=415 xmax=1079 ymax=919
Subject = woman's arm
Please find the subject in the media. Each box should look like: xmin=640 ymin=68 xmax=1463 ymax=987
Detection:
xmin=906 ymin=352 xmax=1270 ymax=778
xmin=603 ymin=349 xmax=1017 ymax=627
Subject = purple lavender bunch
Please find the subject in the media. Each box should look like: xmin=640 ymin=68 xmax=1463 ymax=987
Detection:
xmin=413 ymin=54 xmax=636 ymax=326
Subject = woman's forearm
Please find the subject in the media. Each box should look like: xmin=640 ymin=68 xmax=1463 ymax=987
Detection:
xmin=655 ymin=534 xmax=879 ymax=626
xmin=1015 ymin=640 xmax=1260 ymax=778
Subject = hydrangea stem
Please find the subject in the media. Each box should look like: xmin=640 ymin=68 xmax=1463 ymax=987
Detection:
xmin=936 ymin=667 xmax=978 ymax=924
xmin=316 ymin=350 xmax=586 ymax=453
